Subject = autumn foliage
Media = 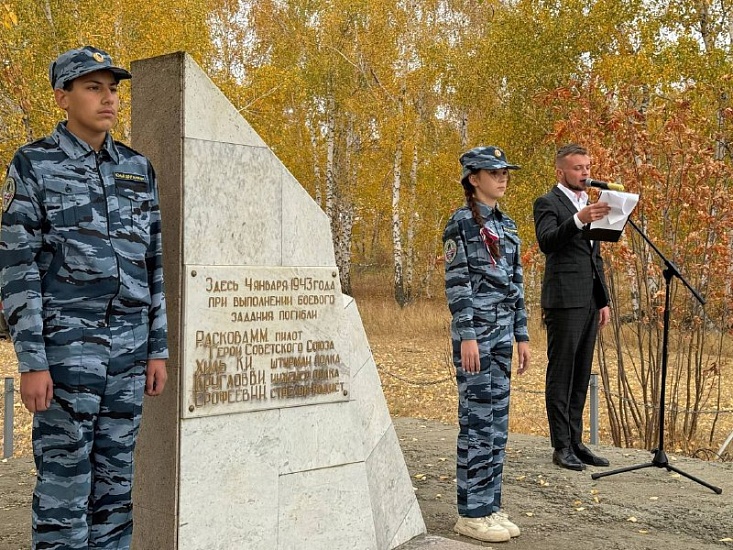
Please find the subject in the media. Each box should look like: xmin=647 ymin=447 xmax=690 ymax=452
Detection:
xmin=2 ymin=0 xmax=733 ymax=455
xmin=534 ymin=78 xmax=733 ymax=454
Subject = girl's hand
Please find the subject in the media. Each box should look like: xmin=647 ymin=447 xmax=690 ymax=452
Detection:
xmin=460 ymin=339 xmax=481 ymax=373
xmin=516 ymin=341 xmax=530 ymax=375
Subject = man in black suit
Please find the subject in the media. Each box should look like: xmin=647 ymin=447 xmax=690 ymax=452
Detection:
xmin=533 ymin=144 xmax=612 ymax=471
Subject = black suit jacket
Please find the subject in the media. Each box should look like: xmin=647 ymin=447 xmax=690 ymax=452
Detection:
xmin=533 ymin=186 xmax=609 ymax=310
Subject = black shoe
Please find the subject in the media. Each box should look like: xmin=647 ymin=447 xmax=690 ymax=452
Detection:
xmin=552 ymin=448 xmax=585 ymax=471
xmin=572 ymin=443 xmax=610 ymax=467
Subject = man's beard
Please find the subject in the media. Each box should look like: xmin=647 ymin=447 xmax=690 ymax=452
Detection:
xmin=562 ymin=177 xmax=585 ymax=192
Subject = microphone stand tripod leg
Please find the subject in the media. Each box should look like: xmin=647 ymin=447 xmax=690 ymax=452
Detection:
xmin=591 ymin=461 xmax=654 ymax=480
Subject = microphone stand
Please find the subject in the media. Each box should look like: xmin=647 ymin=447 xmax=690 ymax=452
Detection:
xmin=590 ymin=218 xmax=722 ymax=494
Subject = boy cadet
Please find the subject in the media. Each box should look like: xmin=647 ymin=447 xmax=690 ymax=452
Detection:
xmin=0 ymin=46 xmax=168 ymax=549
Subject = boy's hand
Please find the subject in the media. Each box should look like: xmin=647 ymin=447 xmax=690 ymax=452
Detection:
xmin=145 ymin=359 xmax=167 ymax=396
xmin=20 ymin=371 xmax=53 ymax=412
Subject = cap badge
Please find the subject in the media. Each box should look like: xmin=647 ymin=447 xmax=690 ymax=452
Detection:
xmin=493 ymin=148 xmax=502 ymax=158
xmin=92 ymin=52 xmax=104 ymax=63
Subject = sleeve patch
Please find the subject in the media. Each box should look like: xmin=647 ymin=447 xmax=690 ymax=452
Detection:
xmin=444 ymin=239 xmax=457 ymax=264
xmin=2 ymin=176 xmax=15 ymax=212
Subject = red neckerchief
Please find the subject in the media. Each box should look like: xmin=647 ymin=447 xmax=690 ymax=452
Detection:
xmin=480 ymin=225 xmax=499 ymax=266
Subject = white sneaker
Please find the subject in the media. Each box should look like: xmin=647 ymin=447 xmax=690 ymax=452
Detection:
xmin=454 ymin=515 xmax=511 ymax=543
xmin=491 ymin=510 xmax=521 ymax=538
xmin=487 ymin=510 xmax=522 ymax=538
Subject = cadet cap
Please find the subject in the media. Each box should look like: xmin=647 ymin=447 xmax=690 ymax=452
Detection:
xmin=50 ymin=46 xmax=131 ymax=90
xmin=460 ymin=146 xmax=520 ymax=181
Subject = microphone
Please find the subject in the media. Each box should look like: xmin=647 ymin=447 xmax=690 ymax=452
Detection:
xmin=583 ymin=178 xmax=625 ymax=192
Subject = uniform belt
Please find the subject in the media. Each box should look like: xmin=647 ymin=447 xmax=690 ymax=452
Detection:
xmin=44 ymin=309 xmax=147 ymax=328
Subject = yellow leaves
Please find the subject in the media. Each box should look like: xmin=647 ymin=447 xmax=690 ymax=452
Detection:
xmin=1 ymin=4 xmax=18 ymax=28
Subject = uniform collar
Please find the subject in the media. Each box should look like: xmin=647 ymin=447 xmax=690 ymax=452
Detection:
xmin=53 ymin=121 xmax=120 ymax=163
xmin=475 ymin=200 xmax=504 ymax=221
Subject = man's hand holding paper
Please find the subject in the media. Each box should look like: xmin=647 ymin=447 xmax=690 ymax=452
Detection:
xmin=591 ymin=190 xmax=639 ymax=231
xmin=579 ymin=189 xmax=640 ymax=242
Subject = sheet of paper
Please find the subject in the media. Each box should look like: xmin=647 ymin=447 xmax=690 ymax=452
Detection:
xmin=591 ymin=190 xmax=639 ymax=230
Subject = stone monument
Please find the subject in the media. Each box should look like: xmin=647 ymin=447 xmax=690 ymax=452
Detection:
xmin=130 ymin=52 xmax=426 ymax=549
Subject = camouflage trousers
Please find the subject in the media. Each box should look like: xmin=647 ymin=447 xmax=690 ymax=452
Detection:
xmin=453 ymin=321 xmax=513 ymax=518
xmin=32 ymin=320 xmax=148 ymax=550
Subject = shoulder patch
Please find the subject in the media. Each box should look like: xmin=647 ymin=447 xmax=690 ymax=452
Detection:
xmin=444 ymin=239 xmax=457 ymax=264
xmin=2 ymin=176 xmax=16 ymax=212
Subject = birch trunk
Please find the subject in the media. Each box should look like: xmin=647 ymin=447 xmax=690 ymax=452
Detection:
xmin=459 ymin=112 xmax=468 ymax=149
xmin=307 ymin=119 xmax=323 ymax=208
xmin=336 ymin=203 xmax=354 ymax=295
xmin=335 ymin=120 xmax=359 ymax=295
xmin=325 ymin=94 xmax=336 ymax=222
xmin=405 ymin=143 xmax=418 ymax=300
xmin=392 ymin=126 xmax=406 ymax=306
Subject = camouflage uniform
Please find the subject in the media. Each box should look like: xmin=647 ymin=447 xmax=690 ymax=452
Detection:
xmin=0 ymin=47 xmax=167 ymax=550
xmin=444 ymin=148 xmax=528 ymax=519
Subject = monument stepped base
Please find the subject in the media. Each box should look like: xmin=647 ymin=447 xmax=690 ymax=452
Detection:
xmin=397 ymin=535 xmax=489 ymax=549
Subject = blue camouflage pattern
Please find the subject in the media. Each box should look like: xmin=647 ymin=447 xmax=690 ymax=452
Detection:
xmin=0 ymin=121 xmax=168 ymax=549
xmin=49 ymin=46 xmax=131 ymax=90
xmin=1 ymin=121 xmax=168 ymax=372
xmin=33 ymin=322 xmax=147 ymax=549
xmin=443 ymin=201 xmax=528 ymax=518
xmin=459 ymin=146 xmax=520 ymax=181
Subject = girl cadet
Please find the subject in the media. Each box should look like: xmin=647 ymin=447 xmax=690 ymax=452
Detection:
xmin=443 ymin=146 xmax=530 ymax=544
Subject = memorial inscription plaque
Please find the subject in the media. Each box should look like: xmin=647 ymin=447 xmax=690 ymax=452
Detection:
xmin=183 ymin=266 xmax=350 ymax=418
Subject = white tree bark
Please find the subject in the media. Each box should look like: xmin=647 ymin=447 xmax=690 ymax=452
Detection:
xmin=325 ymin=94 xmax=336 ymax=222
xmin=306 ymin=118 xmax=323 ymax=208
xmin=392 ymin=120 xmax=406 ymax=305
xmin=405 ymin=142 xmax=419 ymax=298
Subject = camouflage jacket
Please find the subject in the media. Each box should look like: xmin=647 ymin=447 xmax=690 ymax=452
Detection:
xmin=443 ymin=202 xmax=529 ymax=343
xmin=0 ymin=122 xmax=168 ymax=372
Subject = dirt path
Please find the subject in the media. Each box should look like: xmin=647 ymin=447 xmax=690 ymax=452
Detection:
xmin=394 ymin=417 xmax=733 ymax=549
xmin=1 ymin=417 xmax=732 ymax=549
xmin=0 ymin=455 xmax=33 ymax=549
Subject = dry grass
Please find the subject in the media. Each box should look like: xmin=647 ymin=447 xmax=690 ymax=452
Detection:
xmin=352 ymin=269 xmax=554 ymax=439
xmin=352 ymin=269 xmax=733 ymax=458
